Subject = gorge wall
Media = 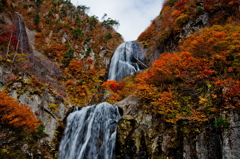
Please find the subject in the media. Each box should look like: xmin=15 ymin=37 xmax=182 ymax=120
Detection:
xmin=114 ymin=0 xmax=240 ymax=159
xmin=116 ymin=96 xmax=240 ymax=159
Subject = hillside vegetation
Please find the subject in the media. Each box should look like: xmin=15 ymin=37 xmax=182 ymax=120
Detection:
xmin=103 ymin=1 xmax=240 ymax=158
xmin=104 ymin=0 xmax=240 ymax=124
xmin=0 ymin=0 xmax=123 ymax=158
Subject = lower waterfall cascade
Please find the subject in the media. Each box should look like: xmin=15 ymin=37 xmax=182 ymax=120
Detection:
xmin=58 ymin=41 xmax=145 ymax=159
xmin=58 ymin=102 xmax=121 ymax=159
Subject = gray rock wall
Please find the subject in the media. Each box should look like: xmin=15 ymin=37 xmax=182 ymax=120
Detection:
xmin=116 ymin=96 xmax=240 ymax=159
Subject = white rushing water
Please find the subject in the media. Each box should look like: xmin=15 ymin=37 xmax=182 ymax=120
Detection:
xmin=16 ymin=13 xmax=24 ymax=53
xmin=58 ymin=102 xmax=121 ymax=159
xmin=108 ymin=41 xmax=145 ymax=81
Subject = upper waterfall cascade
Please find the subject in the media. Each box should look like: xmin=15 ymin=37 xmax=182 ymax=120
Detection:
xmin=108 ymin=41 xmax=145 ymax=81
xmin=58 ymin=102 xmax=121 ymax=159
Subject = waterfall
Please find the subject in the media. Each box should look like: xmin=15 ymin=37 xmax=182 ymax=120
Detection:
xmin=58 ymin=41 xmax=145 ymax=159
xmin=58 ymin=102 xmax=121 ymax=159
xmin=16 ymin=13 xmax=24 ymax=53
xmin=14 ymin=13 xmax=31 ymax=53
xmin=108 ymin=41 xmax=145 ymax=81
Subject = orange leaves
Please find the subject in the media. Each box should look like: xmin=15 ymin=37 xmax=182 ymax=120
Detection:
xmin=136 ymin=51 xmax=212 ymax=88
xmin=6 ymin=73 xmax=16 ymax=82
xmin=102 ymin=80 xmax=117 ymax=88
xmin=213 ymin=32 xmax=227 ymax=38
xmin=0 ymin=92 xmax=40 ymax=133
xmin=69 ymin=60 xmax=84 ymax=71
xmin=152 ymin=91 xmax=177 ymax=114
xmin=65 ymin=60 xmax=105 ymax=106
xmin=180 ymin=25 xmax=240 ymax=58
xmin=179 ymin=24 xmax=240 ymax=84
xmin=171 ymin=10 xmax=181 ymax=16
xmin=135 ymin=24 xmax=240 ymax=124
xmin=198 ymin=69 xmax=215 ymax=78
xmin=135 ymin=51 xmax=214 ymax=123
xmin=137 ymin=24 xmax=155 ymax=41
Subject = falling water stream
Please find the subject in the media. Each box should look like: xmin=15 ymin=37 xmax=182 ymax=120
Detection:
xmin=58 ymin=103 xmax=120 ymax=159
xmin=15 ymin=12 xmax=31 ymax=53
xmin=58 ymin=41 xmax=145 ymax=159
xmin=16 ymin=13 xmax=24 ymax=53
xmin=108 ymin=41 xmax=145 ymax=81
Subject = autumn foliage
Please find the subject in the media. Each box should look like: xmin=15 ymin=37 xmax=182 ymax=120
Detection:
xmin=102 ymin=77 xmax=136 ymax=103
xmin=135 ymin=0 xmax=239 ymax=123
xmin=138 ymin=0 xmax=240 ymax=54
xmin=0 ymin=91 xmax=40 ymax=132
xmin=134 ymin=24 xmax=240 ymax=123
xmin=102 ymin=80 xmax=123 ymax=93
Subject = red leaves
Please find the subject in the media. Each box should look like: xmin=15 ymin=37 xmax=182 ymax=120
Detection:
xmin=110 ymin=83 xmax=123 ymax=93
xmin=35 ymin=33 xmax=41 ymax=38
xmin=0 ymin=30 xmax=18 ymax=46
xmin=21 ymin=64 xmax=30 ymax=70
xmin=176 ymin=0 xmax=188 ymax=9
xmin=0 ymin=36 xmax=9 ymax=42
xmin=6 ymin=73 xmax=16 ymax=82
xmin=102 ymin=80 xmax=123 ymax=93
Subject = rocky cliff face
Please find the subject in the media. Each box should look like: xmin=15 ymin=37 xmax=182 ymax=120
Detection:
xmin=0 ymin=11 xmax=67 ymax=142
xmin=116 ymin=96 xmax=240 ymax=159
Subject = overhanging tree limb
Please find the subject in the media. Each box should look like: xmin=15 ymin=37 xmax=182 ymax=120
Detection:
xmin=125 ymin=48 xmax=148 ymax=69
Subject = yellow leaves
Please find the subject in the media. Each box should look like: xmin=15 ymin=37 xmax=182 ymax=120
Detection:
xmin=136 ymin=83 xmax=152 ymax=91
xmin=211 ymin=94 xmax=217 ymax=98
xmin=161 ymin=5 xmax=171 ymax=15
xmin=187 ymin=114 xmax=208 ymax=122
xmin=175 ymin=13 xmax=189 ymax=24
xmin=198 ymin=96 xmax=209 ymax=104
xmin=48 ymin=103 xmax=58 ymax=113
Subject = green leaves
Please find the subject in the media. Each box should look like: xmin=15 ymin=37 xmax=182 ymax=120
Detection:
xmin=214 ymin=117 xmax=230 ymax=128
